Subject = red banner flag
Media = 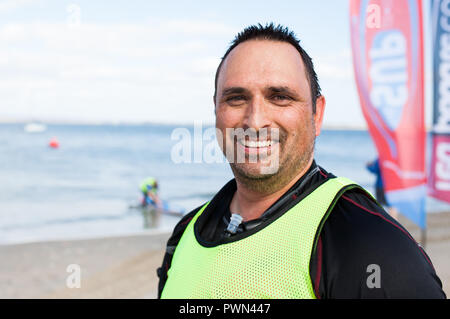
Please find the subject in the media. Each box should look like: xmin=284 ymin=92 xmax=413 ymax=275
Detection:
xmin=350 ymin=0 xmax=427 ymax=228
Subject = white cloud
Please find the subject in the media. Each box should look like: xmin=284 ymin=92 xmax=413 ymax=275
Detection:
xmin=314 ymin=49 xmax=354 ymax=80
xmin=163 ymin=19 xmax=238 ymax=36
xmin=0 ymin=19 xmax=229 ymax=124
xmin=0 ymin=0 xmax=39 ymax=13
xmin=316 ymin=63 xmax=353 ymax=80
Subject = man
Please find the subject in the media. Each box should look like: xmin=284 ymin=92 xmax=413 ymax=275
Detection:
xmin=157 ymin=24 xmax=445 ymax=298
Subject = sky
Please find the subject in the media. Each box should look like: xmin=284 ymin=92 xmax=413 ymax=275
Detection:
xmin=0 ymin=0 xmax=434 ymax=128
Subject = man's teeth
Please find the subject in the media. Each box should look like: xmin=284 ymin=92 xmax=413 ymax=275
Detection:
xmin=241 ymin=140 xmax=273 ymax=148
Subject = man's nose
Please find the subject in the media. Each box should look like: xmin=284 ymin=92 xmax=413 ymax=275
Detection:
xmin=242 ymin=95 xmax=272 ymax=130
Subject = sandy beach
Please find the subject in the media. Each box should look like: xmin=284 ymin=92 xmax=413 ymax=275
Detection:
xmin=1 ymin=212 xmax=449 ymax=299
xmin=0 ymin=231 xmax=170 ymax=299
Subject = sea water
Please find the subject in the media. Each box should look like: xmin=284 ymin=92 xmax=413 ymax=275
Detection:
xmin=0 ymin=123 xmax=447 ymax=245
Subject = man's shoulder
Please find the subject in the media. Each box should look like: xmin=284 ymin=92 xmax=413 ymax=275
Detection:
xmin=168 ymin=204 xmax=204 ymax=242
xmin=317 ymin=187 xmax=445 ymax=298
xmin=327 ymin=187 xmax=422 ymax=257
xmin=157 ymin=203 xmax=206 ymax=298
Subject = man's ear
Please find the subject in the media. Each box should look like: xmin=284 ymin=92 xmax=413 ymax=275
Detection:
xmin=213 ymin=95 xmax=217 ymax=115
xmin=314 ymin=95 xmax=326 ymax=137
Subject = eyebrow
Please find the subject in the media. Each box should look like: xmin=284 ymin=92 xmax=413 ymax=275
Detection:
xmin=221 ymin=86 xmax=300 ymax=96
xmin=266 ymin=86 xmax=300 ymax=97
xmin=221 ymin=87 xmax=249 ymax=97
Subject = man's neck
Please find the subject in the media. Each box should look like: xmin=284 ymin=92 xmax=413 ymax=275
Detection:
xmin=230 ymin=158 xmax=314 ymax=222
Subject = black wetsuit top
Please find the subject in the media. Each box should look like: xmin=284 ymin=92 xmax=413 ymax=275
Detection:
xmin=157 ymin=161 xmax=446 ymax=299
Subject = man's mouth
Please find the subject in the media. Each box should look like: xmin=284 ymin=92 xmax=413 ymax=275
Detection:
xmin=224 ymin=128 xmax=282 ymax=161
xmin=238 ymin=139 xmax=275 ymax=148
xmin=236 ymin=138 xmax=280 ymax=158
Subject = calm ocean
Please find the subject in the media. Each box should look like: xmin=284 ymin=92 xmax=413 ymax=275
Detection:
xmin=0 ymin=123 xmax=447 ymax=245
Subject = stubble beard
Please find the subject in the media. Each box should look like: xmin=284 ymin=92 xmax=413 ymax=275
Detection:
xmin=229 ymin=124 xmax=316 ymax=195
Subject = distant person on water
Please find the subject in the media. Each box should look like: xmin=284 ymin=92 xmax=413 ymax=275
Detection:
xmin=157 ymin=23 xmax=445 ymax=299
xmin=366 ymin=158 xmax=399 ymax=220
xmin=140 ymin=177 xmax=162 ymax=208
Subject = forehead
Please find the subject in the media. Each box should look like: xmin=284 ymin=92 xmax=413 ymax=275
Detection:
xmin=217 ymin=39 xmax=309 ymax=92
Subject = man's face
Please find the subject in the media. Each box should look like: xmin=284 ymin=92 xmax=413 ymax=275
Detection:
xmin=215 ymin=39 xmax=325 ymax=191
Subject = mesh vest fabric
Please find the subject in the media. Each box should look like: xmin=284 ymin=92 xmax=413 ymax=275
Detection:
xmin=161 ymin=177 xmax=357 ymax=299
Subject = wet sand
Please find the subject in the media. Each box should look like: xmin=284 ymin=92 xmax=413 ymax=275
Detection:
xmin=1 ymin=212 xmax=449 ymax=299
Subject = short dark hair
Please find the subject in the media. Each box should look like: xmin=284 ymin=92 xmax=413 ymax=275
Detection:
xmin=214 ymin=23 xmax=321 ymax=113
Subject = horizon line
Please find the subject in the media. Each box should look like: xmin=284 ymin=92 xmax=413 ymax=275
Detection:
xmin=0 ymin=119 xmax=370 ymax=131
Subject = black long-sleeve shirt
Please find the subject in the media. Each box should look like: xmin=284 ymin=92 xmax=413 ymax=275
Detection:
xmin=157 ymin=161 xmax=445 ymax=299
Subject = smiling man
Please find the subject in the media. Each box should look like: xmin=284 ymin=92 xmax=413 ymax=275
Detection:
xmin=158 ymin=23 xmax=445 ymax=299
xmin=214 ymin=37 xmax=325 ymax=221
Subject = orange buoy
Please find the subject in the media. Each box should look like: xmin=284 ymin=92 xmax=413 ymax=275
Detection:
xmin=49 ymin=137 xmax=59 ymax=149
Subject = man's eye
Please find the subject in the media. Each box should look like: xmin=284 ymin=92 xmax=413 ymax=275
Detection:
xmin=271 ymin=94 xmax=293 ymax=105
xmin=272 ymin=95 xmax=292 ymax=101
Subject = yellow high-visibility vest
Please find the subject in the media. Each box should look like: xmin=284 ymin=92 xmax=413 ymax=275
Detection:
xmin=162 ymin=177 xmax=361 ymax=299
